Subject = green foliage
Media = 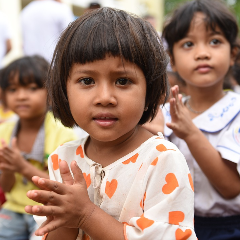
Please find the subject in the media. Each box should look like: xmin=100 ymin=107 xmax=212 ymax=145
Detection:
xmin=164 ymin=0 xmax=240 ymax=28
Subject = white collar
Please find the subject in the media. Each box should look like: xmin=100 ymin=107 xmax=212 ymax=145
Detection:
xmin=164 ymin=91 xmax=240 ymax=136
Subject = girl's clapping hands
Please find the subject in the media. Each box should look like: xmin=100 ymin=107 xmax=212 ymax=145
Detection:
xmin=25 ymin=160 xmax=95 ymax=236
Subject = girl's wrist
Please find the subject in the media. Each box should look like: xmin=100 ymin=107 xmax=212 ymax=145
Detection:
xmin=78 ymin=202 xmax=96 ymax=230
xmin=183 ymin=126 xmax=201 ymax=143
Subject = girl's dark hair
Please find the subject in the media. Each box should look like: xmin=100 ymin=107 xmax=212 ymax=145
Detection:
xmin=47 ymin=7 xmax=169 ymax=128
xmin=162 ymin=0 xmax=239 ymax=57
xmin=0 ymin=55 xmax=49 ymax=106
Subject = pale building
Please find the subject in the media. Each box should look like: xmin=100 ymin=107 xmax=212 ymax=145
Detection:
xmin=0 ymin=0 xmax=164 ymax=66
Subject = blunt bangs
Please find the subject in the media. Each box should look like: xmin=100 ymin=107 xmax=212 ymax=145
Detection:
xmin=0 ymin=55 xmax=49 ymax=107
xmin=163 ymin=0 xmax=238 ymax=56
xmin=48 ymin=7 xmax=169 ymax=127
xmin=0 ymin=56 xmax=48 ymax=91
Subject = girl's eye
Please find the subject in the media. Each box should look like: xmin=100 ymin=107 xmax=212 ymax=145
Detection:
xmin=116 ymin=78 xmax=131 ymax=86
xmin=29 ymin=86 xmax=38 ymax=91
xmin=7 ymin=87 xmax=16 ymax=92
xmin=79 ymin=78 xmax=95 ymax=85
xmin=210 ymin=39 xmax=221 ymax=45
xmin=183 ymin=41 xmax=193 ymax=48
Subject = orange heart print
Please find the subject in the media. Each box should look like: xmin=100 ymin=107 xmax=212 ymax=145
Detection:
xmin=156 ymin=144 xmax=176 ymax=152
xmin=162 ymin=173 xmax=179 ymax=194
xmin=105 ymin=179 xmax=118 ymax=199
xmin=140 ymin=192 xmax=146 ymax=209
xmin=82 ymin=233 xmax=90 ymax=240
xmin=188 ymin=173 xmax=194 ymax=191
xmin=151 ymin=157 xmax=158 ymax=166
xmin=83 ymin=173 xmax=91 ymax=189
xmin=122 ymin=153 xmax=139 ymax=164
xmin=175 ymin=228 xmax=192 ymax=240
xmin=51 ymin=154 xmax=62 ymax=170
xmin=76 ymin=145 xmax=84 ymax=158
xmin=169 ymin=211 xmax=185 ymax=225
xmin=136 ymin=214 xmax=154 ymax=231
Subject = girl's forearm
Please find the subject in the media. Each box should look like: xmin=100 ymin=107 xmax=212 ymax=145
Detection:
xmin=184 ymin=130 xmax=240 ymax=199
xmin=81 ymin=204 xmax=125 ymax=240
xmin=44 ymin=206 xmax=125 ymax=240
xmin=45 ymin=227 xmax=78 ymax=240
xmin=0 ymin=171 xmax=15 ymax=192
xmin=20 ymin=161 xmax=49 ymax=181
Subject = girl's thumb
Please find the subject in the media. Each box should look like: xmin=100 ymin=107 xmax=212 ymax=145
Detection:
xmin=71 ymin=161 xmax=84 ymax=184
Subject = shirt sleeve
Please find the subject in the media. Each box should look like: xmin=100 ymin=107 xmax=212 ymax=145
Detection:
xmin=216 ymin=115 xmax=240 ymax=168
xmin=124 ymin=148 xmax=197 ymax=240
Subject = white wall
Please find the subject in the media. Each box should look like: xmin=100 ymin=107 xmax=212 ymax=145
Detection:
xmin=0 ymin=0 xmax=22 ymax=66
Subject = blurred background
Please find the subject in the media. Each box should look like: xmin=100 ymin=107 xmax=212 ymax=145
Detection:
xmin=0 ymin=0 xmax=239 ymax=67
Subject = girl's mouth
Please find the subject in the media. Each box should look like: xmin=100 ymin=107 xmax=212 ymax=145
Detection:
xmin=93 ymin=117 xmax=118 ymax=127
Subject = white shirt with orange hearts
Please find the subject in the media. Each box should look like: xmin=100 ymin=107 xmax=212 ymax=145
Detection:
xmin=37 ymin=133 xmax=197 ymax=240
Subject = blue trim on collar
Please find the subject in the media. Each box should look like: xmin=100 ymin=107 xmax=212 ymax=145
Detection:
xmin=216 ymin=145 xmax=240 ymax=155
xmin=163 ymin=92 xmax=240 ymax=137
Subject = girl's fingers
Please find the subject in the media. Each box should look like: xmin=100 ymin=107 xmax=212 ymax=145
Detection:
xmin=27 ymin=204 xmax=61 ymax=217
xmin=1 ymin=139 xmax=7 ymax=148
xmin=31 ymin=176 xmax=52 ymax=191
xmin=35 ymin=178 xmax=66 ymax=194
xmin=70 ymin=161 xmax=84 ymax=184
xmin=59 ymin=160 xmax=74 ymax=185
xmin=169 ymin=98 xmax=178 ymax=119
xmin=35 ymin=218 xmax=63 ymax=236
xmin=25 ymin=205 xmax=34 ymax=214
xmin=27 ymin=189 xmax=61 ymax=205
xmin=0 ymin=161 xmax=14 ymax=170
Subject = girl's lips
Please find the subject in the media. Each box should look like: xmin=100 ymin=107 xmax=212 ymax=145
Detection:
xmin=93 ymin=118 xmax=118 ymax=127
xmin=195 ymin=65 xmax=212 ymax=73
xmin=16 ymin=105 xmax=30 ymax=110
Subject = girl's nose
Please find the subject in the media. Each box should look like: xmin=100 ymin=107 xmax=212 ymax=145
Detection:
xmin=16 ymin=88 xmax=28 ymax=99
xmin=195 ymin=45 xmax=211 ymax=60
xmin=93 ymin=83 xmax=117 ymax=106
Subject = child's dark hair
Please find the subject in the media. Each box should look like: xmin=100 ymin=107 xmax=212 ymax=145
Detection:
xmin=162 ymin=0 xmax=239 ymax=57
xmin=47 ymin=7 xmax=169 ymax=128
xmin=232 ymin=49 xmax=240 ymax=85
xmin=0 ymin=55 xmax=49 ymax=106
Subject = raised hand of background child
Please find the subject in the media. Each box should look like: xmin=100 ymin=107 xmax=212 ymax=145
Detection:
xmin=25 ymin=160 xmax=95 ymax=236
xmin=0 ymin=137 xmax=26 ymax=173
xmin=166 ymin=85 xmax=199 ymax=140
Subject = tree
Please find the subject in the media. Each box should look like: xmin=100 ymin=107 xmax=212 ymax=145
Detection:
xmin=164 ymin=0 xmax=240 ymax=28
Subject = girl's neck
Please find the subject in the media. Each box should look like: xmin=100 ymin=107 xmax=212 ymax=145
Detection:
xmin=85 ymin=126 xmax=153 ymax=167
xmin=187 ymin=83 xmax=225 ymax=111
xmin=19 ymin=113 xmax=46 ymax=132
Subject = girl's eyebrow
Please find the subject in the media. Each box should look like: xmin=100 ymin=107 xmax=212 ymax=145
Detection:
xmin=208 ymin=31 xmax=222 ymax=36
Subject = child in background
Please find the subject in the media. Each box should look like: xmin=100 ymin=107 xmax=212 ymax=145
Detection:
xmin=0 ymin=71 xmax=17 ymax=124
xmin=0 ymin=55 xmax=76 ymax=240
xmin=162 ymin=0 xmax=240 ymax=239
xmin=25 ymin=8 xmax=197 ymax=240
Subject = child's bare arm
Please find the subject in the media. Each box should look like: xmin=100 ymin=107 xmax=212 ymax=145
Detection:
xmin=25 ymin=161 xmax=125 ymax=240
xmin=0 ymin=170 xmax=15 ymax=192
xmin=142 ymin=108 xmax=165 ymax=135
xmin=167 ymin=85 xmax=240 ymax=199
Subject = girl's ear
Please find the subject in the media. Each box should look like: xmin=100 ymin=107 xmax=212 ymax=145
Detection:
xmin=230 ymin=46 xmax=239 ymax=66
xmin=169 ymin=53 xmax=177 ymax=72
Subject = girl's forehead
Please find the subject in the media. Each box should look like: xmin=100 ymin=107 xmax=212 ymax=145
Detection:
xmin=188 ymin=12 xmax=223 ymax=36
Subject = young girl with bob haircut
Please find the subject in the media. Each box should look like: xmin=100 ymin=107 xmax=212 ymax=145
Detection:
xmin=25 ymin=7 xmax=197 ymax=240
xmin=0 ymin=55 xmax=76 ymax=240
xmin=162 ymin=0 xmax=240 ymax=239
